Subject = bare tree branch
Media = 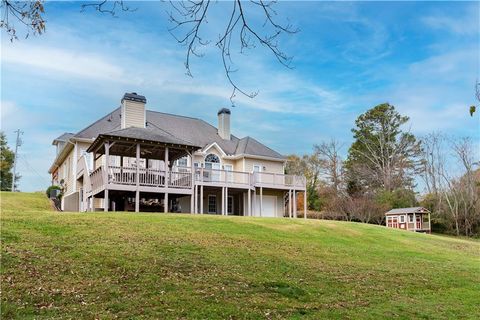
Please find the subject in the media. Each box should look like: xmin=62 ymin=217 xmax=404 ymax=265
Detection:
xmin=168 ymin=0 xmax=298 ymax=104
xmin=1 ymin=0 xmax=46 ymax=41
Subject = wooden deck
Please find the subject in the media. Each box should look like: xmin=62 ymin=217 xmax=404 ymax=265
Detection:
xmin=88 ymin=165 xmax=306 ymax=196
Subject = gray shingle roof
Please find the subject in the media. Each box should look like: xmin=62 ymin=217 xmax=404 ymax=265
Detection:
xmin=385 ymin=207 xmax=430 ymax=215
xmin=102 ymin=127 xmax=199 ymax=147
xmin=69 ymin=107 xmax=284 ymax=160
xmin=235 ymin=136 xmax=284 ymax=159
xmin=52 ymin=132 xmax=74 ymax=145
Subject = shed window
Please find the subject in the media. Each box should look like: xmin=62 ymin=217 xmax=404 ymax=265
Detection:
xmin=409 ymin=215 xmax=414 ymax=222
xmin=400 ymin=215 xmax=405 ymax=223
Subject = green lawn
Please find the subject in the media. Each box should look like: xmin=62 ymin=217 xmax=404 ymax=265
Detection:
xmin=1 ymin=192 xmax=479 ymax=319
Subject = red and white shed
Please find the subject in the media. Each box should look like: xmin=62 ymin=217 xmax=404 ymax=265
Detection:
xmin=385 ymin=207 xmax=431 ymax=233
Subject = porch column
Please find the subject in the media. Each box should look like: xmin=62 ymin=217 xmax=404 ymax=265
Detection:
xmin=221 ymin=187 xmax=225 ymax=216
xmin=247 ymin=189 xmax=251 ymax=217
xmin=293 ymin=189 xmax=297 ymax=218
xmin=288 ymin=189 xmax=292 ymax=218
xmin=413 ymin=212 xmax=417 ymax=231
xmin=135 ymin=143 xmax=140 ymax=213
xmin=104 ymin=141 xmax=110 ymax=212
xmin=304 ymin=189 xmax=307 ymax=219
xmin=200 ymin=185 xmax=204 ymax=214
xmin=260 ymin=187 xmax=263 ymax=217
xmin=164 ymin=147 xmax=169 ymax=213
xmin=91 ymin=196 xmax=95 ymax=212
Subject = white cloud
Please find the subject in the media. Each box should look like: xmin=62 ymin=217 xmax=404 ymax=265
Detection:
xmin=2 ymin=44 xmax=128 ymax=82
xmin=422 ymin=9 xmax=479 ymax=35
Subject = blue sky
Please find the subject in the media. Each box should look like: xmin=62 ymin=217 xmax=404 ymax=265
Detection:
xmin=1 ymin=1 xmax=479 ymax=192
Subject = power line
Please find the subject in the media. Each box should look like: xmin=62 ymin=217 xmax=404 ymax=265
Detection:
xmin=18 ymin=155 xmax=51 ymax=187
xmin=11 ymin=129 xmax=23 ymax=192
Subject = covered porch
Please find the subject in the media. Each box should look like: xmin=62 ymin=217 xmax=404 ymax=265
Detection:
xmin=86 ymin=127 xmax=200 ymax=212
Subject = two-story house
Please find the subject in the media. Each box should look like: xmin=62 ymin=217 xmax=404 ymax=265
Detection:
xmin=49 ymin=93 xmax=306 ymax=218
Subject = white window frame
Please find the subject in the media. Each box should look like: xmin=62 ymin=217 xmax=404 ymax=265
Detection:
xmin=400 ymin=215 xmax=405 ymax=223
xmin=408 ymin=214 xmax=414 ymax=223
xmin=208 ymin=195 xmax=217 ymax=214
xmin=253 ymin=164 xmax=262 ymax=182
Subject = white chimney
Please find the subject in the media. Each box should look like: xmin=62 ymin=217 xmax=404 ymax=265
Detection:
xmin=121 ymin=92 xmax=146 ymax=129
xmin=217 ymin=108 xmax=231 ymax=140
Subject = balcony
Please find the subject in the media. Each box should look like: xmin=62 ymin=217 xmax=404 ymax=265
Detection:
xmin=90 ymin=165 xmax=193 ymax=195
xmin=253 ymin=172 xmax=306 ymax=189
xmin=89 ymin=165 xmax=306 ymax=195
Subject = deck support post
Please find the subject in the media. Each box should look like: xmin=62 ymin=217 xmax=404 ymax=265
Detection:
xmin=225 ymin=187 xmax=229 ymax=215
xmin=200 ymin=185 xmax=204 ymax=214
xmin=288 ymin=189 xmax=292 ymax=218
xmin=164 ymin=147 xmax=169 ymax=213
xmin=221 ymin=187 xmax=225 ymax=216
xmin=260 ymin=187 xmax=263 ymax=217
xmin=193 ymin=185 xmax=197 ymax=214
xmin=293 ymin=189 xmax=297 ymax=218
xmin=304 ymin=189 xmax=307 ymax=219
xmin=190 ymin=151 xmax=195 ymax=214
xmin=104 ymin=141 xmax=110 ymax=212
xmin=247 ymin=189 xmax=251 ymax=217
xmin=135 ymin=143 xmax=140 ymax=213
xmin=253 ymin=188 xmax=257 ymax=216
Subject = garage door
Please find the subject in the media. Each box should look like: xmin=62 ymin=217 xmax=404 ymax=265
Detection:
xmin=255 ymin=195 xmax=276 ymax=217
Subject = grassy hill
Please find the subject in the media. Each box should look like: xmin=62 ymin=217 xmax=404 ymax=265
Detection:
xmin=1 ymin=192 xmax=479 ymax=319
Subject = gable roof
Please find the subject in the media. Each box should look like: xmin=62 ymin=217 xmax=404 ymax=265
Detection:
xmin=61 ymin=106 xmax=285 ymax=160
xmin=52 ymin=132 xmax=74 ymax=145
xmin=385 ymin=207 xmax=430 ymax=215
xmin=235 ymin=136 xmax=284 ymax=159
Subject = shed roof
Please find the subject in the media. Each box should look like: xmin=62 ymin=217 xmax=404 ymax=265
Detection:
xmin=385 ymin=207 xmax=430 ymax=215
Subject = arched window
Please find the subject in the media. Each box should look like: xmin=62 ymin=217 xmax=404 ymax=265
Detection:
xmin=205 ymin=154 xmax=220 ymax=164
xmin=204 ymin=153 xmax=221 ymax=181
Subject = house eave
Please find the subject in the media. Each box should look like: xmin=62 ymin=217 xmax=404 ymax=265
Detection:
xmin=48 ymin=141 xmax=74 ymax=174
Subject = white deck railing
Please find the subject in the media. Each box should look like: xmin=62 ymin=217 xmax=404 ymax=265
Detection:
xmin=90 ymin=166 xmax=104 ymax=194
xmin=195 ymin=168 xmax=251 ymax=186
xmin=253 ymin=172 xmax=306 ymax=189
xmin=89 ymin=165 xmax=305 ymax=192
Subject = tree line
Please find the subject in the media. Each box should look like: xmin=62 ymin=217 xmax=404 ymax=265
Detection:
xmin=286 ymin=103 xmax=479 ymax=237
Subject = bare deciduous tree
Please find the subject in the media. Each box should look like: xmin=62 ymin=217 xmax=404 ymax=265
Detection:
xmin=314 ymin=139 xmax=344 ymax=194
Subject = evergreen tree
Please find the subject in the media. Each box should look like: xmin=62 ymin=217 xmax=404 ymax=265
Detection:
xmin=0 ymin=132 xmax=15 ymax=191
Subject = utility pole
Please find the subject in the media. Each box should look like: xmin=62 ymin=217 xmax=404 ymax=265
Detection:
xmin=11 ymin=129 xmax=23 ymax=192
